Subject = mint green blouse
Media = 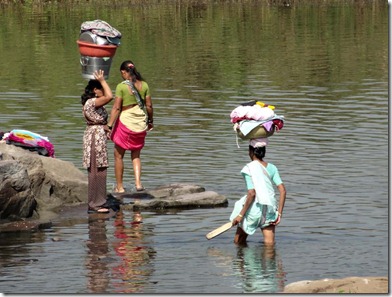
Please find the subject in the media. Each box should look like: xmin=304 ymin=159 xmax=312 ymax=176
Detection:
xmin=242 ymin=163 xmax=283 ymax=190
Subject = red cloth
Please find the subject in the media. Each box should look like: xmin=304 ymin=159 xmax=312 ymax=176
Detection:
xmin=111 ymin=119 xmax=146 ymax=150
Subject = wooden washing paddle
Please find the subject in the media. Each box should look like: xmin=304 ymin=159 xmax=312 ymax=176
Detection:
xmin=205 ymin=222 xmax=233 ymax=240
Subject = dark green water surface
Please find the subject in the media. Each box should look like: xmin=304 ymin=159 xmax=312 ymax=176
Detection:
xmin=0 ymin=0 xmax=388 ymax=293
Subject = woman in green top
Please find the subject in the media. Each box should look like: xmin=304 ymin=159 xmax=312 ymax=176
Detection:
xmin=107 ymin=60 xmax=154 ymax=192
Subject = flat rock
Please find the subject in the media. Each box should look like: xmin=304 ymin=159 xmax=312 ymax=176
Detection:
xmin=282 ymin=276 xmax=388 ymax=293
xmin=110 ymin=183 xmax=228 ymax=210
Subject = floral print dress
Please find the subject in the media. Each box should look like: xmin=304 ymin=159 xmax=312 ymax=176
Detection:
xmin=82 ymin=98 xmax=109 ymax=168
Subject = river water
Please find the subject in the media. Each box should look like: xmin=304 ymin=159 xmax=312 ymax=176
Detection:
xmin=0 ymin=0 xmax=388 ymax=294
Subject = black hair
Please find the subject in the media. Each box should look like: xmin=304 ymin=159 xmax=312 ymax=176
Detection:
xmin=120 ymin=60 xmax=144 ymax=83
xmin=249 ymin=145 xmax=266 ymax=160
xmin=81 ymin=79 xmax=102 ymax=106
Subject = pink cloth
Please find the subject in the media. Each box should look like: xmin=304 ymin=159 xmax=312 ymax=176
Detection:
xmin=5 ymin=129 xmax=55 ymax=157
xmin=249 ymin=137 xmax=269 ymax=148
xmin=111 ymin=119 xmax=146 ymax=150
xmin=230 ymin=105 xmax=275 ymax=123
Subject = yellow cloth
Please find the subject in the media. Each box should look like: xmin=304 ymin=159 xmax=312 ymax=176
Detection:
xmin=119 ymin=105 xmax=147 ymax=132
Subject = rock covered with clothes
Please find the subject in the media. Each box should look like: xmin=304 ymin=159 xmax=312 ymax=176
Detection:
xmin=1 ymin=129 xmax=55 ymax=157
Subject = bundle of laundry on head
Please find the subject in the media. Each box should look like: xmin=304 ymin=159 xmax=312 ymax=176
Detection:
xmin=230 ymin=100 xmax=285 ymax=147
xmin=1 ymin=129 xmax=55 ymax=157
xmin=80 ymin=19 xmax=122 ymax=46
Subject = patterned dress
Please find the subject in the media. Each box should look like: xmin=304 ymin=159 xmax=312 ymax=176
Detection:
xmin=83 ymin=98 xmax=109 ymax=168
xmin=82 ymin=98 xmax=109 ymax=210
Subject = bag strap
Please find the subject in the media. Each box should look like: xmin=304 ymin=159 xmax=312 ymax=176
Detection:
xmin=122 ymin=80 xmax=144 ymax=110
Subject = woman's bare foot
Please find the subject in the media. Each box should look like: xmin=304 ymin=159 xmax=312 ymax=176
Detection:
xmin=114 ymin=187 xmax=125 ymax=193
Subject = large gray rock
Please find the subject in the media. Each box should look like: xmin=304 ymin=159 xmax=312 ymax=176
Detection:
xmin=0 ymin=142 xmax=88 ymax=220
xmin=0 ymin=142 xmax=228 ymax=232
xmin=0 ymin=160 xmax=36 ymax=220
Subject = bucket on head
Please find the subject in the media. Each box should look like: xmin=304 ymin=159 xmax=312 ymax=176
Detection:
xmin=77 ymin=30 xmax=119 ymax=80
xmin=77 ymin=40 xmax=117 ymax=58
xmin=79 ymin=31 xmax=110 ymax=45
xmin=80 ymin=56 xmax=113 ymax=80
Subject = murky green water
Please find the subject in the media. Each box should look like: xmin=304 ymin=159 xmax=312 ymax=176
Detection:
xmin=0 ymin=0 xmax=388 ymax=293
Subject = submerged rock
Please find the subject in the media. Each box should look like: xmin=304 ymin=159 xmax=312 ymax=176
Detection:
xmin=110 ymin=183 xmax=228 ymax=211
xmin=282 ymin=276 xmax=388 ymax=294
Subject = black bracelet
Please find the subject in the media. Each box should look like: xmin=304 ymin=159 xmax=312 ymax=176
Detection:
xmin=148 ymin=120 xmax=153 ymax=124
xmin=107 ymin=125 xmax=112 ymax=130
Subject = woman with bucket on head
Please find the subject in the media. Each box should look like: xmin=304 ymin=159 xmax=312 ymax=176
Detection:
xmin=230 ymin=138 xmax=286 ymax=245
xmin=107 ymin=60 xmax=154 ymax=193
xmin=81 ymin=70 xmax=113 ymax=214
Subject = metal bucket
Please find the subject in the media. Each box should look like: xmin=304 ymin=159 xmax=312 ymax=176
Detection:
xmin=80 ymin=56 xmax=113 ymax=80
xmin=79 ymin=31 xmax=109 ymax=45
xmin=78 ymin=31 xmax=119 ymax=79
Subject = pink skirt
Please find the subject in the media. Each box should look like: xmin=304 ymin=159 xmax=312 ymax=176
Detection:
xmin=111 ymin=119 xmax=147 ymax=150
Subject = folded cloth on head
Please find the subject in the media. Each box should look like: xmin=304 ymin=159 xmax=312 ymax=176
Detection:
xmin=249 ymin=137 xmax=269 ymax=148
xmin=80 ymin=19 xmax=122 ymax=38
xmin=237 ymin=114 xmax=285 ymax=137
xmin=230 ymin=105 xmax=275 ymax=124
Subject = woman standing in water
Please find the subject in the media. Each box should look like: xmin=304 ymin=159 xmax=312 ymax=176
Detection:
xmin=82 ymin=70 xmax=113 ymax=213
xmin=230 ymin=140 xmax=286 ymax=245
xmin=107 ymin=60 xmax=153 ymax=193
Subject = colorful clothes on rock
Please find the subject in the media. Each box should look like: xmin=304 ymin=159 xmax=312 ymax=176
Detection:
xmin=4 ymin=129 xmax=55 ymax=157
xmin=230 ymin=160 xmax=283 ymax=234
xmin=82 ymin=98 xmax=109 ymax=168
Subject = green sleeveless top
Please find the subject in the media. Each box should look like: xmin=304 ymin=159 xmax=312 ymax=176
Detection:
xmin=115 ymin=81 xmax=150 ymax=106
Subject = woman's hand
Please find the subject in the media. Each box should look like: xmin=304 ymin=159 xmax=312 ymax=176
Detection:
xmin=103 ymin=125 xmax=111 ymax=139
xmin=272 ymin=213 xmax=281 ymax=225
xmin=93 ymin=69 xmax=105 ymax=82
xmin=232 ymin=214 xmax=243 ymax=226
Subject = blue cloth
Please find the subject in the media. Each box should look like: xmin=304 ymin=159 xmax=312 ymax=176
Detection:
xmin=242 ymin=163 xmax=283 ymax=189
xmin=230 ymin=161 xmax=281 ymax=234
xmin=230 ymin=196 xmax=278 ymax=234
xmin=242 ymin=161 xmax=276 ymax=206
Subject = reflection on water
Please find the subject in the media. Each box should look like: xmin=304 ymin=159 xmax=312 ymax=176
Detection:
xmin=86 ymin=217 xmax=110 ymax=293
xmin=111 ymin=210 xmax=156 ymax=293
xmin=235 ymin=245 xmax=285 ymax=293
xmin=207 ymin=244 xmax=286 ymax=293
